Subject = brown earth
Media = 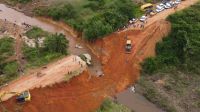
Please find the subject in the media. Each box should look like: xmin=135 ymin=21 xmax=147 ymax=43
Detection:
xmin=1 ymin=20 xmax=170 ymax=112
xmin=0 ymin=0 xmax=198 ymax=112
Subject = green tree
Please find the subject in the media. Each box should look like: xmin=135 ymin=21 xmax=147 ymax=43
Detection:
xmin=142 ymin=58 xmax=157 ymax=74
xmin=44 ymin=33 xmax=68 ymax=54
xmin=84 ymin=17 xmax=113 ymax=41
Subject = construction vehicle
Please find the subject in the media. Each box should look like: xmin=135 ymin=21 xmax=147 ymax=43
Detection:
xmin=79 ymin=53 xmax=92 ymax=66
xmin=125 ymin=39 xmax=132 ymax=53
xmin=0 ymin=90 xmax=31 ymax=103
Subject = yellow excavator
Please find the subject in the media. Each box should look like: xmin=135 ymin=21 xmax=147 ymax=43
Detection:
xmin=0 ymin=91 xmax=31 ymax=103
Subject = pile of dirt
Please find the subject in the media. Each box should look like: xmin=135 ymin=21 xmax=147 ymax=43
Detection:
xmin=1 ymin=20 xmax=171 ymax=112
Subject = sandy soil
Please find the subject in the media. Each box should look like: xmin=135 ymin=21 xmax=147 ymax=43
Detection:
xmin=0 ymin=55 xmax=86 ymax=101
xmin=0 ymin=0 xmax=198 ymax=112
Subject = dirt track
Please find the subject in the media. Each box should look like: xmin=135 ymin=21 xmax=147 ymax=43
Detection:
xmin=0 ymin=55 xmax=86 ymax=101
xmin=0 ymin=0 xmax=199 ymax=112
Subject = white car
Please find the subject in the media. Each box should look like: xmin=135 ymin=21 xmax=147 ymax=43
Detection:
xmin=165 ymin=3 xmax=172 ymax=8
xmin=159 ymin=3 xmax=165 ymax=7
xmin=175 ymin=0 xmax=181 ymax=4
xmin=140 ymin=16 xmax=147 ymax=22
xmin=164 ymin=5 xmax=170 ymax=9
xmin=169 ymin=1 xmax=175 ymax=6
xmin=129 ymin=20 xmax=133 ymax=24
xmin=156 ymin=9 xmax=162 ymax=13
xmin=132 ymin=18 xmax=138 ymax=23
xmin=156 ymin=5 xmax=165 ymax=12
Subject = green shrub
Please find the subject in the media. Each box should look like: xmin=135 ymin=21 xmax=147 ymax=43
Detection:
xmin=96 ymin=99 xmax=131 ymax=112
xmin=3 ymin=62 xmax=18 ymax=76
xmin=26 ymin=27 xmax=48 ymax=39
xmin=44 ymin=33 xmax=69 ymax=54
xmin=142 ymin=58 xmax=157 ymax=74
xmin=0 ymin=37 xmax=14 ymax=59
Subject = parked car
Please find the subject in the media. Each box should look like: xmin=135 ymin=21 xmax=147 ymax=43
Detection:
xmin=169 ymin=1 xmax=175 ymax=6
xmin=165 ymin=2 xmax=172 ymax=8
xmin=175 ymin=0 xmax=181 ymax=4
xmin=132 ymin=18 xmax=138 ymax=23
xmin=140 ymin=16 xmax=147 ymax=22
xmin=156 ymin=5 xmax=165 ymax=12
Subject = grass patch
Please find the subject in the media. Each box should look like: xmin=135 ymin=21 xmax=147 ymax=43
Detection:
xmin=96 ymin=99 xmax=131 ymax=112
xmin=0 ymin=37 xmax=15 ymax=59
xmin=25 ymin=27 xmax=49 ymax=39
xmin=0 ymin=61 xmax=19 ymax=86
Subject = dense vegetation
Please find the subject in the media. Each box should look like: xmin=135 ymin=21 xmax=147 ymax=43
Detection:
xmin=35 ymin=0 xmax=141 ymax=41
xmin=140 ymin=2 xmax=200 ymax=112
xmin=96 ymin=99 xmax=131 ymax=112
xmin=23 ymin=27 xmax=69 ymax=67
xmin=0 ymin=37 xmax=19 ymax=85
xmin=142 ymin=2 xmax=200 ymax=74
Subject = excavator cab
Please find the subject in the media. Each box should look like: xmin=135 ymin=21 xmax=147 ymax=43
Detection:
xmin=16 ymin=91 xmax=31 ymax=103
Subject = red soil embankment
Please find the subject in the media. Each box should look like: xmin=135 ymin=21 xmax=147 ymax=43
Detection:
xmin=1 ymin=20 xmax=171 ymax=112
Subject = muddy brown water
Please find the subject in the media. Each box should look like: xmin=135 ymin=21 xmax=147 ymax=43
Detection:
xmin=0 ymin=3 xmax=164 ymax=112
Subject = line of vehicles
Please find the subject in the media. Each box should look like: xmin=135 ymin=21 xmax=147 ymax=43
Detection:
xmin=126 ymin=0 xmax=183 ymax=53
xmin=129 ymin=0 xmax=183 ymax=23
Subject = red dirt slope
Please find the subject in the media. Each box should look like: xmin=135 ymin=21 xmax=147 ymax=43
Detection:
xmin=1 ymin=20 xmax=171 ymax=112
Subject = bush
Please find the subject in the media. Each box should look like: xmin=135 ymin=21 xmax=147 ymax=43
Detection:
xmin=26 ymin=27 xmax=48 ymax=39
xmin=96 ymin=99 xmax=131 ymax=112
xmin=0 ymin=37 xmax=14 ymax=59
xmin=44 ymin=33 xmax=69 ymax=54
xmin=142 ymin=58 xmax=157 ymax=74
xmin=3 ymin=62 xmax=18 ymax=76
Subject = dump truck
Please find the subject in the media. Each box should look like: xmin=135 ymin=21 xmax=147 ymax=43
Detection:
xmin=0 ymin=90 xmax=31 ymax=103
xmin=125 ymin=39 xmax=132 ymax=53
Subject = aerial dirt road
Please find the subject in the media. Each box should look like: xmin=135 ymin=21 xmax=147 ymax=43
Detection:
xmin=0 ymin=55 xmax=86 ymax=101
xmin=0 ymin=0 xmax=199 ymax=112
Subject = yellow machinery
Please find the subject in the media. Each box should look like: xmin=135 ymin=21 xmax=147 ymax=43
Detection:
xmin=0 ymin=90 xmax=31 ymax=103
xmin=141 ymin=3 xmax=153 ymax=11
xmin=125 ymin=39 xmax=132 ymax=53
